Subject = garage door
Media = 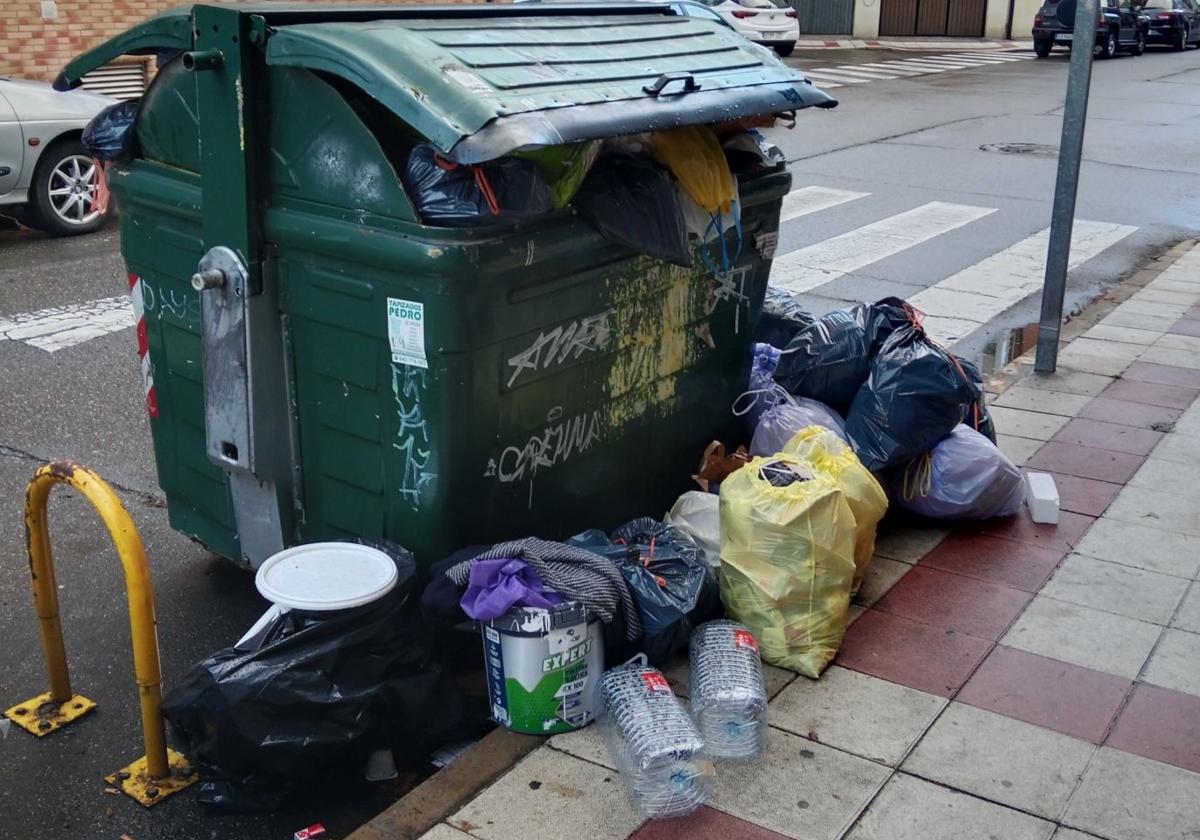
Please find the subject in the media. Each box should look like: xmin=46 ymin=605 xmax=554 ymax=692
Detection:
xmin=792 ymin=0 xmax=855 ymax=34
xmin=879 ymin=0 xmax=986 ymax=36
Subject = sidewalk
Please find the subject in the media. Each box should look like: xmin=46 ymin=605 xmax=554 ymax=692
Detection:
xmin=410 ymin=241 xmax=1200 ymax=840
xmin=794 ymin=36 xmax=1032 ymax=51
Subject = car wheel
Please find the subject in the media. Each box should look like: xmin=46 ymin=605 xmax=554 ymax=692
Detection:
xmin=773 ymin=42 xmax=795 ymax=57
xmin=27 ymin=138 xmax=106 ymax=237
xmin=1097 ymin=30 xmax=1117 ymax=58
xmin=1131 ymin=30 xmax=1146 ymax=55
xmin=1176 ymin=26 xmax=1189 ymax=50
xmin=1034 ymin=39 xmax=1053 ymax=57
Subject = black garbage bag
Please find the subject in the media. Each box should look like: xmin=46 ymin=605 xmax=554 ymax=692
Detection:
xmin=568 ymin=518 xmax=719 ymax=665
xmin=403 ymin=143 xmax=553 ymax=227
xmin=573 ymin=155 xmax=692 ymax=267
xmin=844 ymin=324 xmax=983 ymax=472
xmin=756 ymin=287 xmax=815 ymax=349
xmin=82 ymin=100 xmax=138 ymax=161
xmin=163 ymin=553 xmax=464 ymax=813
xmin=958 ymin=357 xmax=997 ymax=443
xmin=773 ymin=298 xmax=912 ymax=414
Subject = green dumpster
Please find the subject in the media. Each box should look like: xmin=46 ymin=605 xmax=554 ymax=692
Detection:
xmin=58 ymin=3 xmax=835 ymax=568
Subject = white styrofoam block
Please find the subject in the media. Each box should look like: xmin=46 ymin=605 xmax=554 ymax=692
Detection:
xmin=1024 ymin=471 xmax=1060 ymax=525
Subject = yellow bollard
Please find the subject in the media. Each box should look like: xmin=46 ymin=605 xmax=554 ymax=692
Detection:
xmin=4 ymin=461 xmax=196 ymax=807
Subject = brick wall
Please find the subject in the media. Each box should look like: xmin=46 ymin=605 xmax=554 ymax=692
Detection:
xmin=0 ymin=0 xmax=474 ymax=83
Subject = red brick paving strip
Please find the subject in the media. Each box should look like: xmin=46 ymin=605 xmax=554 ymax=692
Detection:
xmin=873 ymin=566 xmax=1032 ymax=641
xmin=1099 ymin=378 xmax=1200 ymax=409
xmin=920 ymin=532 xmax=1064 ymax=592
xmin=628 ymin=805 xmax=794 ymax=840
xmin=1121 ymin=361 xmax=1200 ymax=388
xmin=1079 ymin=396 xmax=1185 ymax=429
xmin=1024 ymin=441 xmax=1144 ymax=484
xmin=1106 ymin=683 xmax=1200 ymax=774
xmin=1050 ymin=417 xmax=1164 ymax=456
xmin=1043 ymin=472 xmax=1123 ymax=518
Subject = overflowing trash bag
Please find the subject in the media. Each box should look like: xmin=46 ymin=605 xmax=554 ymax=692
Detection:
xmin=750 ymin=398 xmax=847 ymax=456
xmin=403 ymin=143 xmax=553 ymax=227
xmin=781 ymin=426 xmax=888 ymax=595
xmin=719 ymin=455 xmax=857 ymax=678
xmin=663 ymin=491 xmax=720 ymax=569
xmin=773 ymin=298 xmax=912 ymax=414
xmin=756 ymin=287 xmax=815 ymax=349
xmin=82 ymin=100 xmax=138 ymax=161
xmin=721 ymin=129 xmax=786 ymax=171
xmin=844 ymin=324 xmax=984 ymax=472
xmin=886 ymin=425 xmax=1024 ymax=520
xmin=520 ymin=140 xmax=601 ymax=208
xmin=652 ymin=125 xmax=741 ymax=274
xmin=163 ymin=561 xmax=464 ymax=813
xmin=574 ymin=155 xmax=692 ymax=267
xmin=568 ymin=518 xmax=720 ymax=665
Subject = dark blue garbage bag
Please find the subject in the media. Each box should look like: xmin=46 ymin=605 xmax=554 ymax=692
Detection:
xmin=756 ymin=287 xmax=815 ymax=349
xmin=958 ymin=357 xmax=997 ymax=443
xmin=568 ymin=518 xmax=719 ymax=665
xmin=773 ymin=298 xmax=912 ymax=415
xmin=82 ymin=100 xmax=138 ymax=161
xmin=844 ymin=324 xmax=984 ymax=472
xmin=403 ymin=143 xmax=553 ymax=227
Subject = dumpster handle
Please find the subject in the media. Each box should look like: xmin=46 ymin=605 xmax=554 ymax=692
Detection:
xmin=3 ymin=461 xmax=196 ymax=806
xmin=643 ymin=72 xmax=701 ymax=96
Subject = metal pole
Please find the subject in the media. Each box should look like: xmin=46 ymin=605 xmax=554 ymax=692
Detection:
xmin=1035 ymin=0 xmax=1100 ymax=373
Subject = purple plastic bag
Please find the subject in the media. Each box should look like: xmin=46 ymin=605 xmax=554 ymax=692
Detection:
xmin=460 ymin=558 xmax=564 ymax=620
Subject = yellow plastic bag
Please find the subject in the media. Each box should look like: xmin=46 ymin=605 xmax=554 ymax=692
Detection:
xmin=651 ymin=126 xmax=736 ymax=215
xmin=719 ymin=455 xmax=857 ymax=678
xmin=782 ymin=426 xmax=889 ymax=597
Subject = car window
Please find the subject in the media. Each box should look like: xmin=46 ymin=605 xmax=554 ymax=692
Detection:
xmin=737 ymin=0 xmax=783 ymax=8
xmin=679 ymin=2 xmax=724 ymax=20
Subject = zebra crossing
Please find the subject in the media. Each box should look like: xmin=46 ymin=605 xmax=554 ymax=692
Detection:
xmin=769 ymin=183 xmax=1137 ymax=347
xmin=799 ymin=51 xmax=1035 ymax=90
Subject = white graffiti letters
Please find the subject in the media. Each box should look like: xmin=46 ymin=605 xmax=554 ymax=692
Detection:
xmin=391 ymin=364 xmax=437 ymax=510
xmin=505 ymin=313 xmax=611 ymax=388
xmin=485 ymin=407 xmax=602 ymax=485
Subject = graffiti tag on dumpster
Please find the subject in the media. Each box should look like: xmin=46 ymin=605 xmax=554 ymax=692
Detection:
xmin=708 ymin=265 xmax=751 ymax=335
xmin=484 ymin=407 xmax=602 ymax=504
xmin=506 ymin=312 xmax=612 ymax=389
xmin=392 ymin=363 xmax=436 ymax=510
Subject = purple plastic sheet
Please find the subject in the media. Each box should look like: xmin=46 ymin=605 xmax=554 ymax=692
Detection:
xmin=459 ymin=557 xmax=564 ymax=620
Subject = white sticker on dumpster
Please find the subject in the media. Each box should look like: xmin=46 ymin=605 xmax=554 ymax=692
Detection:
xmin=387 ymin=298 xmax=428 ymax=369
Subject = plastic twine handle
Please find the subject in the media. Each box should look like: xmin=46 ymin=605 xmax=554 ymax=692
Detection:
xmin=901 ymin=452 xmax=934 ymax=502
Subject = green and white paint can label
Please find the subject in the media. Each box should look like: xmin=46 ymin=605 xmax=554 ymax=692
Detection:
xmin=483 ymin=601 xmax=604 ymax=735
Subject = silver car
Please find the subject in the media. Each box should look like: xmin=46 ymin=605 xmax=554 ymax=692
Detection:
xmin=0 ymin=77 xmax=115 ymax=236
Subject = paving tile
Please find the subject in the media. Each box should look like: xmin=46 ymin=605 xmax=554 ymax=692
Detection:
xmin=873 ymin=525 xmax=948 ymax=563
xmin=1167 ymin=318 xmax=1200 ymax=338
xmin=853 ymin=555 xmax=912 ymax=607
xmin=549 ymin=722 xmax=614 ymax=770
xmin=1041 ymin=554 xmax=1188 ymax=625
xmin=1079 ymin=396 xmax=1184 ymax=429
xmin=420 ymin=825 xmax=476 ymax=840
xmin=662 ymin=655 xmax=795 ymax=701
xmin=903 ymin=702 xmax=1095 ymax=819
xmin=1051 ymin=417 xmax=1163 ymax=456
xmin=847 ymin=603 xmax=866 ymax=625
xmin=1139 ymin=345 xmax=1200 ymax=370
xmin=846 ymin=772 xmax=1056 ymax=840
xmin=978 ymin=509 xmax=1095 ymax=554
xmin=1002 ymin=596 xmax=1160 ymax=679
xmin=1104 ymin=485 xmax=1200 ymax=537
xmin=1106 ymin=683 xmax=1200 ymax=775
xmin=989 ymin=406 xmax=1070 ymax=441
xmin=1116 ymin=298 xmax=1193 ymax=319
xmin=1142 ymin=628 xmax=1200 ymax=696
xmin=993 ymin=385 xmax=1093 ymax=417
xmin=1100 ymin=308 xmax=1177 ymax=333
xmin=1148 ymin=432 xmax=1200 ymax=465
xmin=958 ymin=645 xmax=1131 ymax=744
xmin=708 ymin=728 xmax=888 ymax=839
xmin=771 ymin=665 xmax=946 ymax=767
xmin=1025 ymin=441 xmax=1144 ymax=484
xmin=1063 ymin=747 xmax=1200 ymax=840
xmin=1155 ymin=333 xmax=1200 ymax=353
xmin=996 ymin=434 xmax=1041 ymax=466
xmin=629 ymin=805 xmax=793 ymax=840
xmin=874 ymin=566 xmax=1032 ymax=640
xmin=449 ymin=747 xmax=644 ymax=840
xmin=1128 ymin=457 xmax=1199 ymax=498
xmin=1052 ymin=829 xmax=1105 ymax=840
xmin=1172 ymin=583 xmax=1200 ymax=631
xmin=835 ymin=609 xmax=993 ymax=698
xmin=1020 ymin=369 xmax=1114 ymax=397
xmin=1044 ymin=472 xmax=1122 ymax=517
xmin=1081 ymin=323 xmax=1162 ymax=346
xmin=1099 ymin=378 xmax=1200 ymax=409
xmin=921 ymin=532 xmax=1064 ymax=592
xmin=1134 ymin=288 xmax=1200 ymax=306
xmin=1073 ymin=516 xmax=1200 ymax=579
xmin=1121 ymin=360 xmax=1200 ymax=388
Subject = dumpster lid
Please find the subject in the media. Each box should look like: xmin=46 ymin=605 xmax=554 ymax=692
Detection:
xmin=265 ymin=9 xmax=835 ymax=162
xmin=255 ymin=542 xmax=399 ymax=611
xmin=55 ymin=6 xmax=194 ymax=91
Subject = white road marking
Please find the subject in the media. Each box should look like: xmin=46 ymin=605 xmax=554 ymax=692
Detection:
xmin=803 ymin=70 xmax=871 ymax=84
xmin=909 ymin=220 xmax=1138 ymax=343
xmin=906 ymin=56 xmax=993 ymax=67
xmin=0 ymin=295 xmax=134 ymax=353
xmin=780 ymin=186 xmax=870 ymax=222
xmin=946 ymin=53 xmax=1024 ymax=62
xmin=848 ymin=63 xmax=930 ymax=76
xmin=811 ymin=66 xmax=900 ymax=80
xmin=871 ymin=60 xmax=951 ymax=73
xmin=805 ymin=78 xmax=844 ymax=88
xmin=771 ymin=201 xmax=998 ymax=294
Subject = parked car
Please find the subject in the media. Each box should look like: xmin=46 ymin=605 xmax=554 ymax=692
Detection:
xmin=705 ymin=0 xmax=800 ymax=56
xmin=1144 ymin=0 xmax=1200 ymax=48
xmin=0 ymin=77 xmax=115 ymax=236
xmin=1033 ymin=0 xmax=1150 ymax=58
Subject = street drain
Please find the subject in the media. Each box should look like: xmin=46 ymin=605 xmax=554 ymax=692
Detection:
xmin=980 ymin=143 xmax=1059 ymax=156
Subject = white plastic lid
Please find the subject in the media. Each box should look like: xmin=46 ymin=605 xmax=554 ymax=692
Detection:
xmin=255 ymin=542 xmax=398 ymax=611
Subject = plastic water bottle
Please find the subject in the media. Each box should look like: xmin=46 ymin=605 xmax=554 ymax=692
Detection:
xmin=599 ymin=664 xmax=715 ymax=819
xmin=688 ymin=620 xmax=768 ymax=760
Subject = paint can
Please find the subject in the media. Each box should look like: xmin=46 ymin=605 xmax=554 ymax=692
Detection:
xmin=482 ymin=601 xmax=604 ymax=735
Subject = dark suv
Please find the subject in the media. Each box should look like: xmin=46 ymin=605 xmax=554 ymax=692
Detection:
xmin=1034 ymin=0 xmax=1150 ymax=58
xmin=1144 ymin=0 xmax=1200 ymax=49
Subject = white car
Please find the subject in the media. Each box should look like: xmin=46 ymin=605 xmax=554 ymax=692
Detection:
xmin=704 ymin=0 xmax=799 ymax=56
xmin=0 ymin=76 xmax=115 ymax=236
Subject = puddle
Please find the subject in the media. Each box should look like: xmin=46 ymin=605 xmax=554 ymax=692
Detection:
xmin=979 ymin=143 xmax=1059 ymax=157
xmin=978 ymin=322 xmax=1039 ymax=375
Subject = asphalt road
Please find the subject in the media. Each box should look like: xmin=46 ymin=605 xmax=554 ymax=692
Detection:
xmin=1 ymin=43 xmax=1198 ymax=840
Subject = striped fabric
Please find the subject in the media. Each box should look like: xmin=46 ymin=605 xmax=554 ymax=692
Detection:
xmin=446 ymin=538 xmax=642 ymax=640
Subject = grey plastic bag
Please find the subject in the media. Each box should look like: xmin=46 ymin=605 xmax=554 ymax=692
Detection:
xmin=750 ymin=399 xmax=847 ymax=457
xmin=886 ymin=425 xmax=1024 ymax=520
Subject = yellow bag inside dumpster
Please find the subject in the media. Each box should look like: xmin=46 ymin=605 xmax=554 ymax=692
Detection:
xmin=651 ymin=126 xmax=736 ymax=215
xmin=782 ymin=426 xmax=888 ymax=597
xmin=719 ymin=455 xmax=857 ymax=678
